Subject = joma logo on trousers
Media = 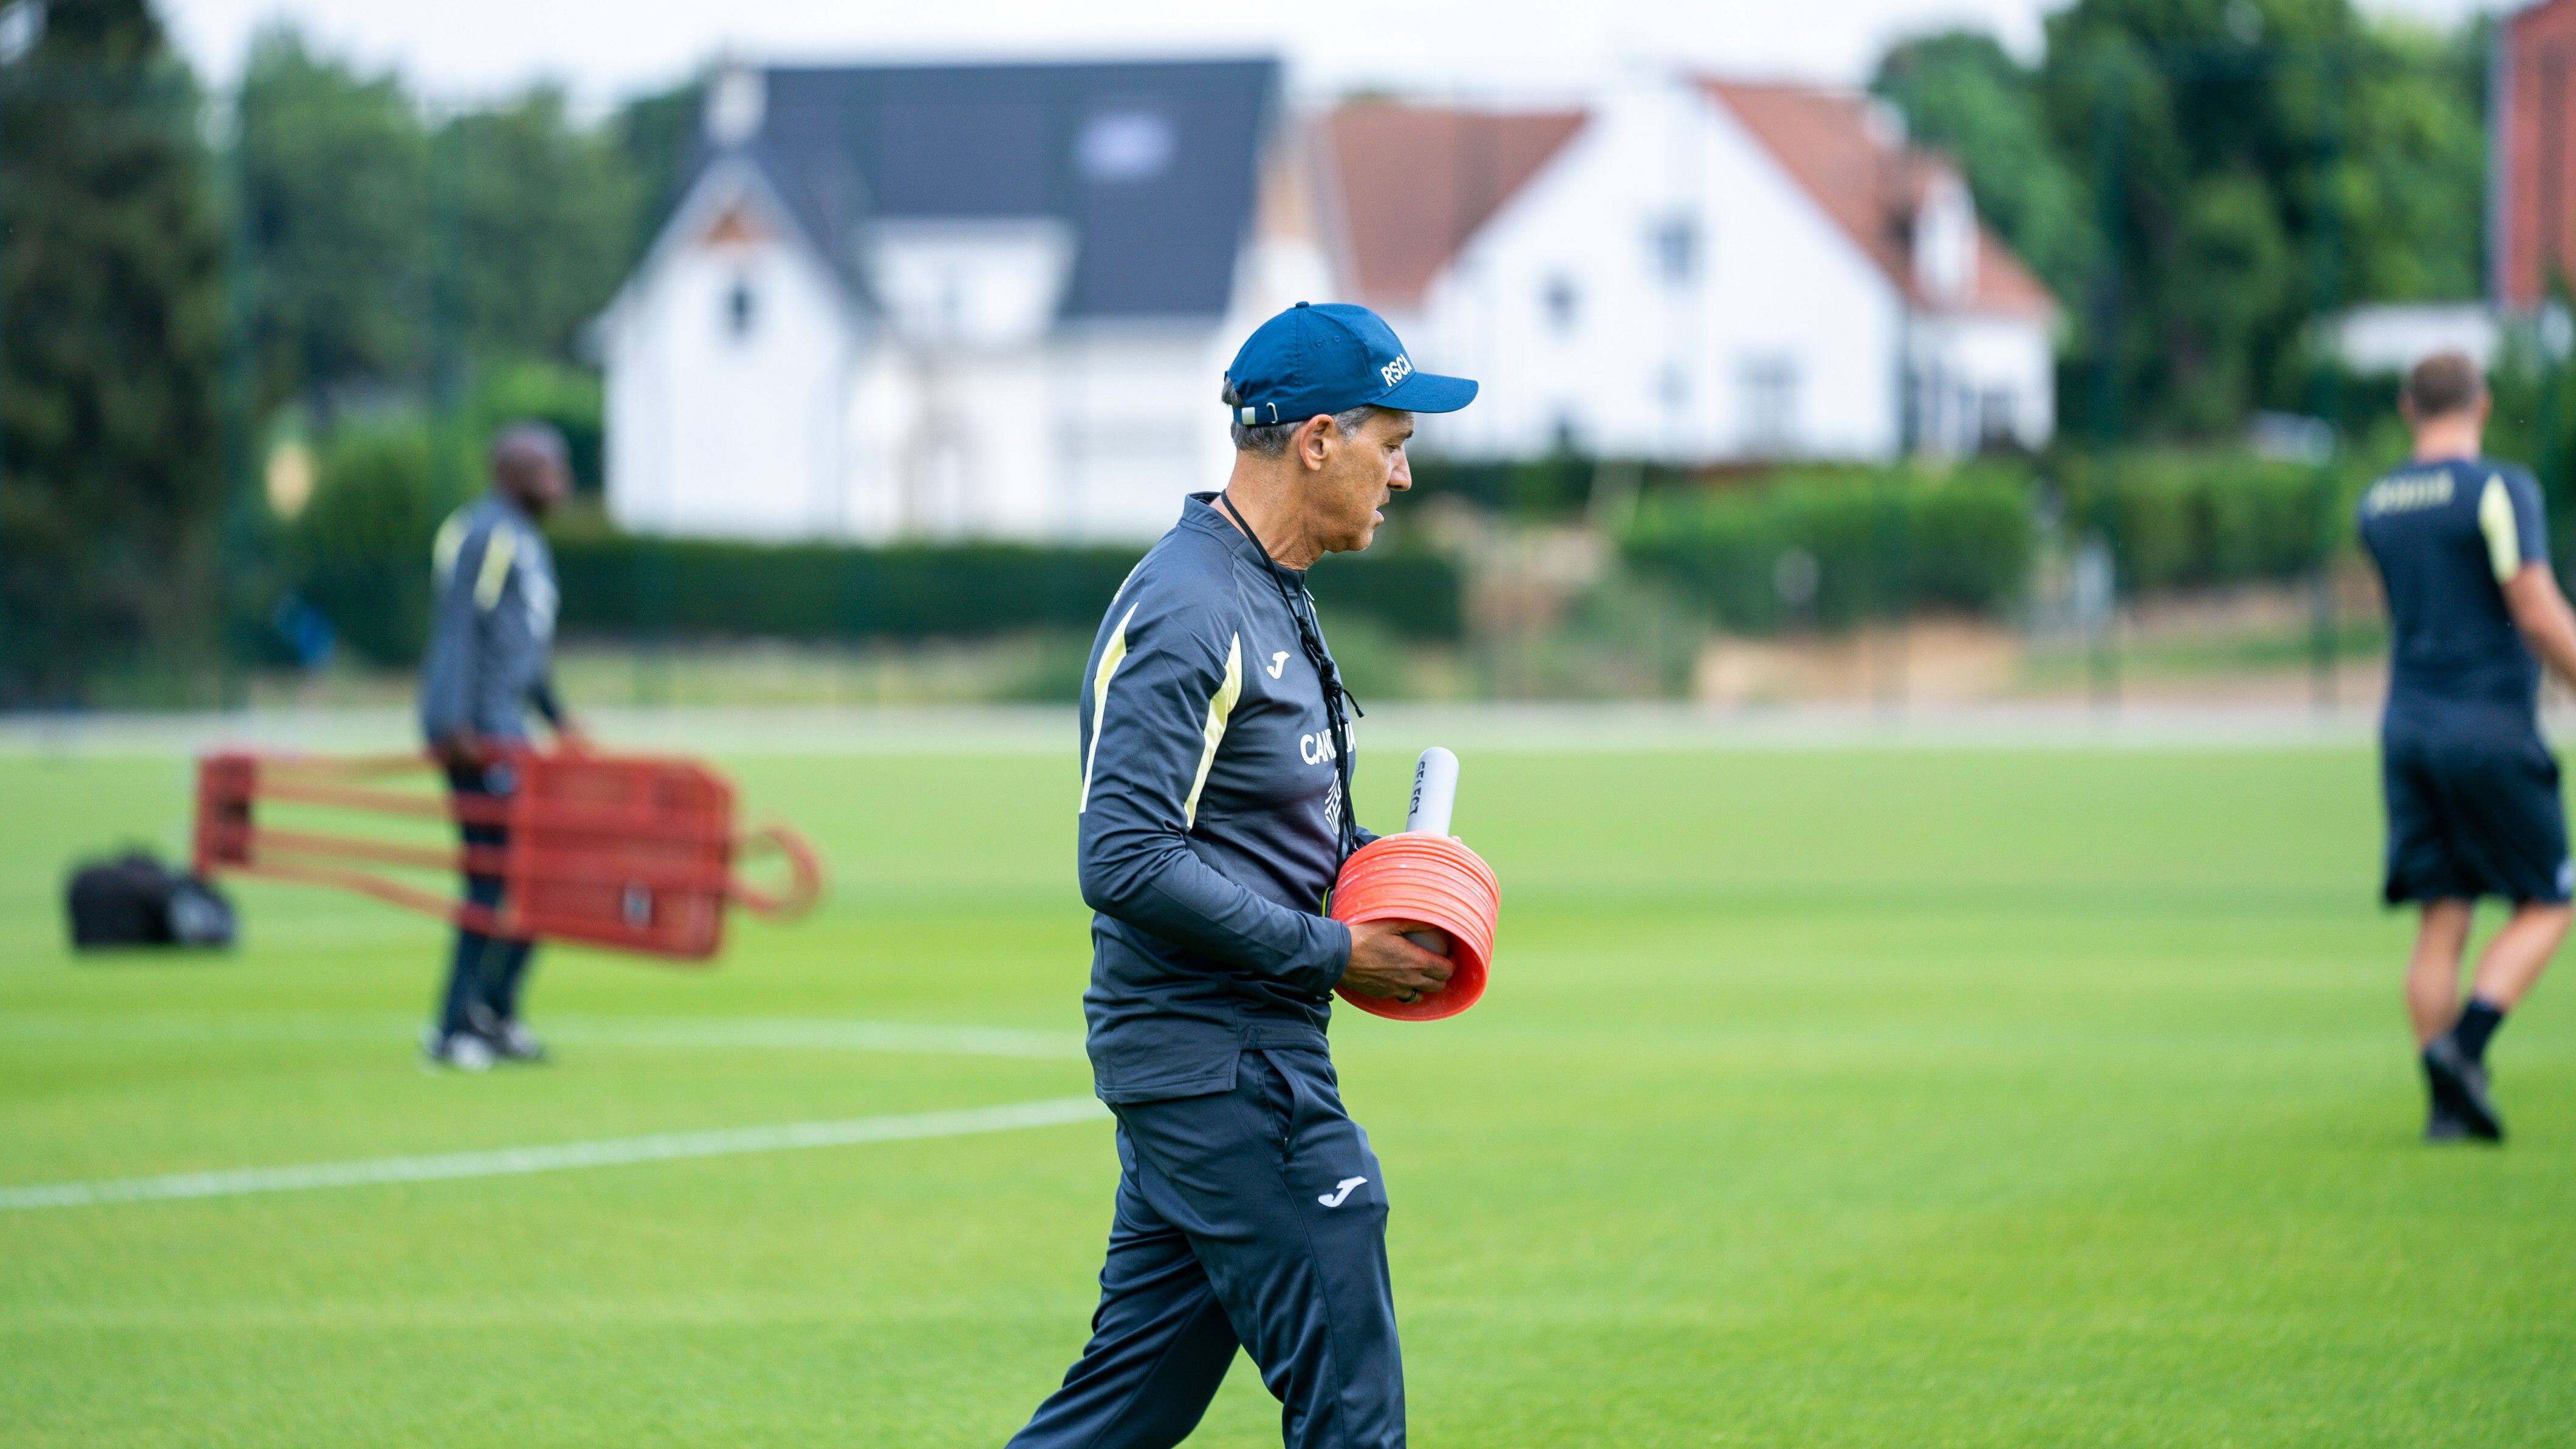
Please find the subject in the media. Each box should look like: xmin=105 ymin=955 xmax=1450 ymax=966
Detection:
xmin=1318 ymin=1176 xmax=1366 ymax=1207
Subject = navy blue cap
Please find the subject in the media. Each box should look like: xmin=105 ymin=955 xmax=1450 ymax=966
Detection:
xmin=1221 ymin=301 xmax=1478 ymax=426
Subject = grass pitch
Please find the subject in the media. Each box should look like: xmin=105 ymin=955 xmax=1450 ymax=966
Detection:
xmin=3 ymin=731 xmax=2572 ymax=1446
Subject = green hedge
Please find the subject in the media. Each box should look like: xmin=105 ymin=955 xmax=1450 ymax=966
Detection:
xmin=1617 ymin=467 xmax=2035 ymax=631
xmin=549 ymin=533 xmax=1464 ymax=645
xmin=1412 ymin=455 xmax=1604 ymax=515
xmin=469 ymin=357 xmax=605 ymax=493
xmin=285 ymin=414 xmax=454 ymax=666
xmin=276 ymin=399 xmax=1463 ymax=663
xmin=2056 ymin=450 xmax=2357 ymax=592
xmin=1309 ymin=546 xmax=1464 ymax=640
xmin=1618 ymin=451 xmax=2372 ymax=634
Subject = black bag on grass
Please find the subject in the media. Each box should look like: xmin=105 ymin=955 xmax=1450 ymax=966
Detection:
xmin=66 ymin=852 xmax=236 ymax=951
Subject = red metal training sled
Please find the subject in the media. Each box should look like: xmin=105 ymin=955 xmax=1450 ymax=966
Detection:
xmin=193 ymin=747 xmax=822 ymax=961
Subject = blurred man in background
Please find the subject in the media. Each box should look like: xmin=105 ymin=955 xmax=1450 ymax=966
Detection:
xmin=417 ymin=423 xmax=580 ymax=1070
xmin=2359 ymin=353 xmax=2576 ymax=1142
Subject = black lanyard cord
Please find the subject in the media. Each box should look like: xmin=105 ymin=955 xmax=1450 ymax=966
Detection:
xmin=1217 ymin=492 xmax=1363 ymax=858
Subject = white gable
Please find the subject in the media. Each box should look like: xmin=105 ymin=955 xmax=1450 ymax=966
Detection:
xmin=603 ymin=152 xmax=1248 ymax=544
xmin=603 ymin=161 xmax=861 ymax=540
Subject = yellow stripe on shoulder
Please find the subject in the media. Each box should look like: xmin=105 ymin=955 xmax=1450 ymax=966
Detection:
xmin=432 ymin=512 xmax=467 ymax=585
xmin=2479 ymin=473 xmax=2521 ymax=585
xmin=474 ymin=526 xmax=519 ymax=611
xmin=1182 ymin=633 xmax=1244 ymax=829
xmin=1078 ymin=603 xmax=1141 ymax=814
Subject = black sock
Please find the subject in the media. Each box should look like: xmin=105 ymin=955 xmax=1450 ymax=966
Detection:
xmin=2450 ymin=999 xmax=2507 ymax=1065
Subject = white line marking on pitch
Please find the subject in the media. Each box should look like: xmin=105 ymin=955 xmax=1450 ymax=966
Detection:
xmin=0 ymin=1097 xmax=1107 ymax=1212
xmin=550 ymin=1018 xmax=1083 ymax=1058
xmin=0 ymin=1015 xmax=1085 ymax=1059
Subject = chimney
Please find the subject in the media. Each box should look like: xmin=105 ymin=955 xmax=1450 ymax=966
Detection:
xmin=706 ymin=62 xmax=766 ymax=149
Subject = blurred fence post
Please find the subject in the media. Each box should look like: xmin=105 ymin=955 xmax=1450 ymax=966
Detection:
xmin=634 ymin=540 xmax=671 ymax=707
xmin=1870 ymin=463 xmax=1905 ymax=713
xmin=0 ymin=63 xmax=11 ymax=698
xmin=426 ymin=100 xmax=467 ymax=510
xmin=2086 ymin=81 xmax=2125 ymax=716
xmin=217 ymin=80 xmax=261 ymax=710
xmin=2074 ymin=531 xmax=2119 ymax=710
xmin=2308 ymin=44 xmax=2347 ymax=714
xmin=2307 ymin=469 xmax=2341 ymax=712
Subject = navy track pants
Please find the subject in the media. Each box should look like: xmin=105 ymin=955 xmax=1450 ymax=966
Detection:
xmin=437 ymin=759 xmax=535 ymax=1036
xmin=1008 ymin=1046 xmax=1403 ymax=1449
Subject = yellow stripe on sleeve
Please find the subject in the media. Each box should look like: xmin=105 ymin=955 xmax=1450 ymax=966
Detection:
xmin=2480 ymin=474 xmax=2521 ymax=585
xmin=1077 ymin=603 xmax=1140 ymax=814
xmin=474 ymin=527 xmax=519 ymax=611
xmin=432 ymin=513 xmax=467 ymax=586
xmin=1182 ymin=633 xmax=1244 ymax=829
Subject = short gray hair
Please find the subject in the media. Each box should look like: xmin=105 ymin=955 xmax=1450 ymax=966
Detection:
xmin=1232 ymin=405 xmax=1377 ymax=457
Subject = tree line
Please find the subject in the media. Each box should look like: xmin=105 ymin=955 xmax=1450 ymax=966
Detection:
xmin=1873 ymin=0 xmax=2489 ymax=440
xmin=0 ymin=0 xmax=2521 ymax=702
xmin=0 ymin=0 xmax=691 ymax=703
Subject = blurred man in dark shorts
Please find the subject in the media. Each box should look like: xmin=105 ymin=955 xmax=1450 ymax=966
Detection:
xmin=2360 ymin=352 xmax=2576 ymax=1141
xmin=416 ymin=423 xmax=580 ymax=1070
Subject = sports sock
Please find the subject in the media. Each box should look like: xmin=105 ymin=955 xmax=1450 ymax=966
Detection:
xmin=2450 ymin=998 xmax=2507 ymax=1065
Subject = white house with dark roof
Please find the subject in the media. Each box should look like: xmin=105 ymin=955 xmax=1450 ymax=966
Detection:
xmin=1314 ymin=75 xmax=2057 ymax=465
xmin=598 ymin=57 xmax=1322 ymax=543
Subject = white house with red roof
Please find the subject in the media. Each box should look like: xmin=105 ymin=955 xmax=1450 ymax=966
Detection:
xmin=1314 ymin=75 xmax=2057 ymax=464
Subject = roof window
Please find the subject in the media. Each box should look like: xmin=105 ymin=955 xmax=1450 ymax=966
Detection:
xmin=1077 ymin=109 xmax=1176 ymax=183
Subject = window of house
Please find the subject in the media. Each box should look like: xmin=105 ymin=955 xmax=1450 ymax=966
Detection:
xmin=1903 ymin=364 xmax=1942 ymax=453
xmin=1648 ymin=217 xmax=1697 ymax=285
xmin=939 ymin=272 xmax=966 ymax=334
xmin=1978 ymin=388 xmax=2019 ymax=449
xmin=1739 ymin=357 xmax=1799 ymax=454
xmin=1658 ymin=362 xmax=1690 ymax=411
xmin=725 ymin=279 xmax=757 ymax=340
xmin=1543 ymin=274 xmax=1580 ymax=334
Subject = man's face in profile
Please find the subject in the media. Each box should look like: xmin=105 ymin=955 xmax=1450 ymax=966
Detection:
xmin=1311 ymin=408 xmax=1414 ymax=555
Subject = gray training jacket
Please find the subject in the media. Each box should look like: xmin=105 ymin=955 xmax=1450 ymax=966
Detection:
xmin=417 ymin=495 xmax=561 ymax=744
xmin=1075 ymin=492 xmax=1376 ymax=1104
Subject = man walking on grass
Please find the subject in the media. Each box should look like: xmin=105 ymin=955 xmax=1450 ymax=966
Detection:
xmin=1006 ymin=303 xmax=1473 ymax=1448
xmin=2360 ymin=352 xmax=2576 ymax=1141
xmin=416 ymin=423 xmax=583 ymax=1071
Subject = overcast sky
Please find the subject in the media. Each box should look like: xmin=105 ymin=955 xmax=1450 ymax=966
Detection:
xmin=162 ymin=0 xmax=2511 ymax=108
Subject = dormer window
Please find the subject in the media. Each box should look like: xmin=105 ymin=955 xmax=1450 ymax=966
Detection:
xmin=1077 ymin=109 xmax=1177 ymax=183
xmin=865 ymin=219 xmax=1078 ymax=350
